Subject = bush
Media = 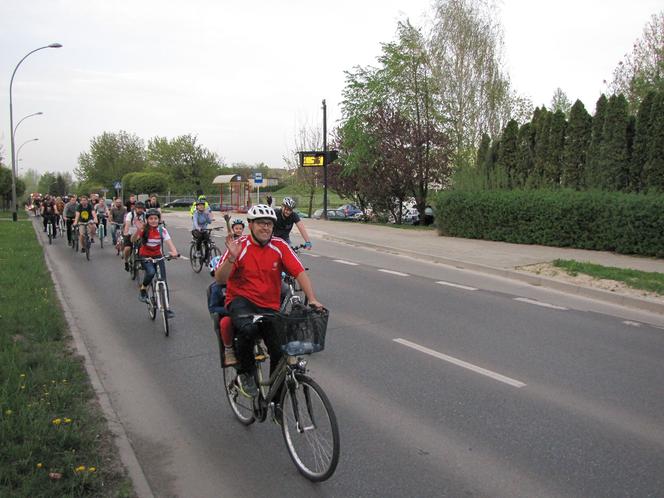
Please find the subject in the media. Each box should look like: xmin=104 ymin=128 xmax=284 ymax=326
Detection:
xmin=434 ymin=189 xmax=664 ymax=257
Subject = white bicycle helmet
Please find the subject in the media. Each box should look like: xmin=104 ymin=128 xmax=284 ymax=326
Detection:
xmin=282 ymin=197 xmax=296 ymax=209
xmin=247 ymin=204 xmax=277 ymax=221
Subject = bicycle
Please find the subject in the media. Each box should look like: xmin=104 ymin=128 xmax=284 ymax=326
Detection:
xmin=128 ymin=241 xmax=141 ymax=280
xmin=139 ymin=255 xmax=177 ymax=336
xmin=70 ymin=224 xmax=80 ymax=253
xmin=280 ymin=245 xmax=309 ymax=314
xmin=111 ymin=222 xmax=123 ymax=256
xmin=189 ymin=227 xmax=222 ymax=273
xmin=75 ymin=221 xmax=95 ymax=260
xmin=220 ymin=305 xmax=339 ymax=481
xmin=58 ymin=216 xmax=66 ymax=238
xmin=97 ymin=218 xmax=106 ymax=249
xmin=45 ymin=216 xmax=57 ymax=245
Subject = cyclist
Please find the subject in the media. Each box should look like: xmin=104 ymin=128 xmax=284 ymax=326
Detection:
xmin=124 ymin=193 xmax=137 ymax=213
xmin=55 ymin=196 xmax=65 ymax=231
xmin=63 ymin=195 xmax=78 ymax=245
xmin=230 ymin=218 xmax=245 ymax=239
xmin=215 ymin=204 xmax=323 ymax=398
xmin=122 ymin=201 xmax=146 ymax=270
xmin=134 ymin=208 xmax=179 ymax=309
xmin=110 ymin=197 xmax=127 ymax=248
xmin=192 ymin=199 xmax=215 ymax=258
xmin=41 ymin=195 xmax=59 ymax=236
xmin=189 ymin=194 xmax=210 ymax=216
xmin=95 ymin=197 xmax=109 ymax=240
xmin=73 ymin=195 xmax=98 ymax=251
xmin=274 ymin=197 xmax=312 ymax=249
xmin=145 ymin=194 xmax=161 ymax=212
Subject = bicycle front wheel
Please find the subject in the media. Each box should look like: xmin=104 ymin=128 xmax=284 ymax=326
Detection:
xmin=159 ymin=286 xmax=170 ymax=337
xmin=85 ymin=237 xmax=90 ymax=260
xmin=99 ymin=224 xmax=104 ymax=248
xmin=222 ymin=365 xmax=255 ymax=426
xmin=190 ymin=243 xmax=203 ymax=273
xmin=280 ymin=375 xmax=339 ymax=482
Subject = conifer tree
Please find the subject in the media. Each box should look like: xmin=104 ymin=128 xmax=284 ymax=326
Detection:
xmin=562 ymin=99 xmax=592 ymax=189
xmin=513 ymin=122 xmax=533 ymax=188
xmin=496 ymin=120 xmax=519 ymax=187
xmin=642 ymin=91 xmax=664 ymax=191
xmin=598 ymin=94 xmax=630 ymax=190
xmin=530 ymin=107 xmax=551 ymax=188
xmin=544 ymin=110 xmax=566 ymax=187
xmin=630 ymin=91 xmax=656 ymax=191
xmin=586 ymin=94 xmax=608 ymax=188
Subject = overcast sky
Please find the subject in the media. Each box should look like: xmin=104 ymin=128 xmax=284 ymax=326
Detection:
xmin=1 ymin=0 xmax=661 ymax=177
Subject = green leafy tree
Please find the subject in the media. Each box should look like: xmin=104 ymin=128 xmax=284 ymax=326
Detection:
xmin=586 ymin=94 xmax=609 ymax=188
xmin=147 ymin=134 xmax=221 ymax=194
xmin=37 ymin=171 xmax=58 ymax=195
xmin=609 ymin=11 xmax=664 ymax=111
xmin=76 ymin=131 xmax=146 ymax=188
xmin=562 ymin=100 xmax=592 ymax=189
xmin=131 ymin=172 xmax=170 ymax=194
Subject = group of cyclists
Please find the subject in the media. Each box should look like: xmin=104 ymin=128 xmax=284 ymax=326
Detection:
xmin=34 ymin=191 xmax=320 ymax=400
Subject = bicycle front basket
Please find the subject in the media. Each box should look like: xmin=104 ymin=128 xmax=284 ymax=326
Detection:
xmin=275 ymin=306 xmax=329 ymax=356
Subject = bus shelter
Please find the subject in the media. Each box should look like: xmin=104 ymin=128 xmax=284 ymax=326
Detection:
xmin=212 ymin=174 xmax=251 ymax=212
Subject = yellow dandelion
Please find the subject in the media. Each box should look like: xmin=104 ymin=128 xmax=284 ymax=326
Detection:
xmin=75 ymin=465 xmax=86 ymax=473
xmin=88 ymin=467 xmax=96 ymax=472
xmin=20 ymin=373 xmax=26 ymax=378
xmin=36 ymin=463 xmax=43 ymax=469
xmin=64 ymin=418 xmax=72 ymax=424
xmin=4 ymin=409 xmax=12 ymax=416
xmin=52 ymin=418 xmax=62 ymax=425
xmin=20 ymin=385 xmax=25 ymax=390
xmin=62 ymin=379 xmax=68 ymax=383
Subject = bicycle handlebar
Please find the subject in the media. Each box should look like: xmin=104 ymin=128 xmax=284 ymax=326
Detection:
xmin=136 ymin=255 xmax=180 ymax=263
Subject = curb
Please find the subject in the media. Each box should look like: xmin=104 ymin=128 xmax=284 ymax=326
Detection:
xmin=321 ymin=233 xmax=664 ymax=315
xmin=31 ymin=218 xmax=155 ymax=498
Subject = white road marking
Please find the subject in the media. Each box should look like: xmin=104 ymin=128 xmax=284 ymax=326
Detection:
xmin=436 ymin=281 xmax=478 ymax=291
xmin=514 ymin=297 xmax=568 ymax=310
xmin=623 ymin=320 xmax=642 ymax=327
xmin=304 ymin=253 xmax=321 ymax=257
xmin=179 ymin=256 xmax=190 ymax=260
xmin=378 ymin=269 xmax=409 ymax=277
xmin=394 ymin=338 xmax=527 ymax=388
xmin=333 ymin=259 xmax=359 ymax=266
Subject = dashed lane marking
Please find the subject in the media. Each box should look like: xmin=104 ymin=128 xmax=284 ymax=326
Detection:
xmin=333 ymin=259 xmax=359 ymax=266
xmin=513 ymin=297 xmax=568 ymax=310
xmin=436 ymin=281 xmax=478 ymax=291
xmin=394 ymin=338 xmax=527 ymax=388
xmin=378 ymin=269 xmax=409 ymax=277
xmin=623 ymin=320 xmax=642 ymax=327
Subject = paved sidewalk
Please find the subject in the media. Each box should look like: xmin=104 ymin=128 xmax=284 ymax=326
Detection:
xmin=301 ymin=218 xmax=664 ymax=314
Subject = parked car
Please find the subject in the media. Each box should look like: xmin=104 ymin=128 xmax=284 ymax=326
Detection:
xmin=312 ymin=208 xmax=347 ymax=220
xmin=163 ymin=198 xmax=196 ymax=208
xmin=337 ymin=204 xmax=362 ymax=217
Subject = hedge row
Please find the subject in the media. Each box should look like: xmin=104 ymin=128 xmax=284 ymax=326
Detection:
xmin=434 ymin=190 xmax=664 ymax=257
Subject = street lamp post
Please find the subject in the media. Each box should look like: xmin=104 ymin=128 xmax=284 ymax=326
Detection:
xmin=9 ymin=43 xmax=62 ymax=221
xmin=13 ymin=111 xmax=43 ymax=140
xmin=16 ymin=138 xmax=39 ymax=166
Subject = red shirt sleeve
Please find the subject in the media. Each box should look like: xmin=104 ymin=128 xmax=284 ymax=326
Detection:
xmin=278 ymin=241 xmax=305 ymax=277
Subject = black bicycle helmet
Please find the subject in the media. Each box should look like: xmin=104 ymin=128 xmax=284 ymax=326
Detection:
xmin=145 ymin=208 xmax=160 ymax=219
xmin=135 ymin=201 xmax=146 ymax=208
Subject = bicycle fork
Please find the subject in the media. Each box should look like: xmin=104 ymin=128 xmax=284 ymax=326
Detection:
xmin=285 ymin=369 xmax=317 ymax=433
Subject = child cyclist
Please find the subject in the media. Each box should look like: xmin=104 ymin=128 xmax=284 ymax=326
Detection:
xmin=134 ymin=209 xmax=180 ymax=311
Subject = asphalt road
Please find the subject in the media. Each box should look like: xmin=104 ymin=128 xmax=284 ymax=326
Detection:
xmin=37 ymin=215 xmax=664 ymax=497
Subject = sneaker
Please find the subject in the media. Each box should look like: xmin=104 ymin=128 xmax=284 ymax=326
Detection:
xmin=223 ymin=347 xmax=238 ymax=367
xmin=124 ymin=262 xmax=130 ymax=272
xmin=138 ymin=287 xmax=149 ymax=303
xmin=81 ymin=248 xmax=86 ymax=253
xmin=165 ymin=310 xmax=175 ymax=318
xmin=237 ymin=373 xmax=258 ymax=398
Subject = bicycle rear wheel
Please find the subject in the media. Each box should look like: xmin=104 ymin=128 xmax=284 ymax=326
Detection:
xmin=48 ymin=224 xmax=53 ymax=245
xmin=159 ymin=286 xmax=170 ymax=337
xmin=130 ymin=253 xmax=138 ymax=280
xmin=85 ymin=235 xmax=90 ymax=260
xmin=190 ymin=243 xmax=203 ymax=273
xmin=280 ymin=374 xmax=339 ymax=482
xmin=222 ymin=365 xmax=255 ymax=425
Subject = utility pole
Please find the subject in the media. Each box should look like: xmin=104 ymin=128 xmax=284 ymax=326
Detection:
xmin=322 ymin=99 xmax=328 ymax=220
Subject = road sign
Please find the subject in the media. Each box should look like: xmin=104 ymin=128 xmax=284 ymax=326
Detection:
xmin=113 ymin=181 xmax=122 ymax=190
xmin=254 ymin=172 xmax=263 ymax=184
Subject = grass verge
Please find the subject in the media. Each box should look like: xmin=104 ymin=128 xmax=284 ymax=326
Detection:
xmin=553 ymin=259 xmax=664 ymax=296
xmin=0 ymin=221 xmax=133 ymax=497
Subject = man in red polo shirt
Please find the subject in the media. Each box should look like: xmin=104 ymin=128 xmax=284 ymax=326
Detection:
xmin=215 ymin=204 xmax=322 ymax=397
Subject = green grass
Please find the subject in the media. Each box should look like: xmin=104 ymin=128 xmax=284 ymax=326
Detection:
xmin=553 ymin=259 xmax=664 ymax=296
xmin=0 ymin=222 xmax=132 ymax=497
xmin=0 ymin=209 xmax=28 ymax=220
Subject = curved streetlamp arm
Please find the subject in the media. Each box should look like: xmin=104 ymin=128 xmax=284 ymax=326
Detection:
xmin=13 ymin=111 xmax=43 ymax=138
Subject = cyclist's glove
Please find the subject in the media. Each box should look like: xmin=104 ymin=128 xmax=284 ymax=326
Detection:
xmin=304 ymin=241 xmax=312 ymax=249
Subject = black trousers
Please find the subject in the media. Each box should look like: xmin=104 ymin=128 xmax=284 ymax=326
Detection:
xmin=228 ymin=296 xmax=282 ymax=375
